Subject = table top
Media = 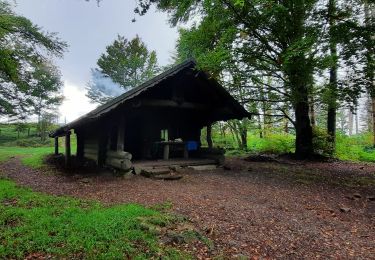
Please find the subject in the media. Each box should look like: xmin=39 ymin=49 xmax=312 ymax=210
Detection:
xmin=155 ymin=141 xmax=186 ymax=145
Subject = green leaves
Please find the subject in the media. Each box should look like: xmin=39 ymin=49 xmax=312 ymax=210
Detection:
xmin=87 ymin=35 xmax=159 ymax=104
xmin=0 ymin=0 xmax=66 ymax=119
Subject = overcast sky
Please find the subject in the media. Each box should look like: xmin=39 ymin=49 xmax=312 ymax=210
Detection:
xmin=14 ymin=0 xmax=179 ymax=123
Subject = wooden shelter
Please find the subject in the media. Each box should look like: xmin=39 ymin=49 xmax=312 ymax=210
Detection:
xmin=50 ymin=60 xmax=250 ymax=170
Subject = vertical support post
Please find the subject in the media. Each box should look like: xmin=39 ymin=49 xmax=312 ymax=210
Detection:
xmin=98 ymin=127 xmax=108 ymax=167
xmin=207 ymin=124 xmax=213 ymax=149
xmin=117 ymin=116 xmax=125 ymax=151
xmin=163 ymin=144 xmax=169 ymax=160
xmin=76 ymin=132 xmax=84 ymax=162
xmin=183 ymin=144 xmax=189 ymax=159
xmin=54 ymin=137 xmax=59 ymax=155
xmin=65 ymin=131 xmax=71 ymax=167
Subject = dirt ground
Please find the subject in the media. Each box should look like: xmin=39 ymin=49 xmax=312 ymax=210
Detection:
xmin=1 ymin=157 xmax=375 ymax=259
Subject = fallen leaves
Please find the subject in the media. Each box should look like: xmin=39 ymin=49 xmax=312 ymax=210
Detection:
xmin=1 ymin=157 xmax=374 ymax=259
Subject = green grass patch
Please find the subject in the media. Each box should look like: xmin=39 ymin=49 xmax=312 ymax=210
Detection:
xmin=335 ymin=133 xmax=375 ymax=162
xmin=0 ymin=141 xmax=78 ymax=168
xmin=0 ymin=179 xmax=187 ymax=259
xmin=0 ymin=147 xmax=54 ymax=168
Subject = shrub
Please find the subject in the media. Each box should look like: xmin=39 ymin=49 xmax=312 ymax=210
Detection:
xmin=312 ymin=127 xmax=333 ymax=156
xmin=336 ymin=133 xmax=375 ymax=162
xmin=3 ymin=137 xmax=52 ymax=147
xmin=248 ymin=133 xmax=295 ymax=154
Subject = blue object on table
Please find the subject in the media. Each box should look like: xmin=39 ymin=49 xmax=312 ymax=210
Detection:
xmin=186 ymin=141 xmax=198 ymax=151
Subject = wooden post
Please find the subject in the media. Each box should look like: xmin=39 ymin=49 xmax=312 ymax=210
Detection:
xmin=65 ymin=131 xmax=71 ymax=167
xmin=98 ymin=128 xmax=108 ymax=167
xmin=207 ymin=124 xmax=213 ymax=149
xmin=54 ymin=137 xmax=59 ymax=155
xmin=76 ymin=132 xmax=84 ymax=162
xmin=117 ymin=116 xmax=125 ymax=151
xmin=183 ymin=144 xmax=189 ymax=159
xmin=163 ymin=144 xmax=170 ymax=160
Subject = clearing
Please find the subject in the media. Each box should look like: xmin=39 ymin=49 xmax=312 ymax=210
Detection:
xmin=1 ymin=157 xmax=375 ymax=259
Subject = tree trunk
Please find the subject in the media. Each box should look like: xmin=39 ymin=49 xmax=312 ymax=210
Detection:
xmin=258 ymin=114 xmax=263 ymax=138
xmin=287 ymin=56 xmax=313 ymax=158
xmin=364 ymin=2 xmax=375 ymax=144
xmin=228 ymin=121 xmax=241 ymax=148
xmin=327 ymin=0 xmax=338 ymax=154
xmin=355 ymin=108 xmax=359 ymax=134
xmin=309 ymin=96 xmax=316 ymax=127
xmin=348 ymin=109 xmax=353 ymax=136
xmin=239 ymin=120 xmax=248 ymax=150
xmin=294 ymin=99 xmax=313 ymax=159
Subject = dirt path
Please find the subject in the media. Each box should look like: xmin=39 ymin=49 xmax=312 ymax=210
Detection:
xmin=1 ymin=158 xmax=375 ymax=259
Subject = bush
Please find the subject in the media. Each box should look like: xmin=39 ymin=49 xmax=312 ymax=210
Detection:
xmin=3 ymin=137 xmax=52 ymax=147
xmin=312 ymin=127 xmax=333 ymax=156
xmin=248 ymin=133 xmax=295 ymax=154
xmin=336 ymin=133 xmax=375 ymax=162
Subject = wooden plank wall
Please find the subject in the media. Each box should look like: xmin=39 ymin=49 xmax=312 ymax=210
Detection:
xmin=84 ymin=136 xmax=99 ymax=162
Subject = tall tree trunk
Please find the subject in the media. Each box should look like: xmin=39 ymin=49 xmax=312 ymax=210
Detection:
xmin=348 ymin=109 xmax=353 ymax=136
xmin=257 ymin=114 xmax=263 ymax=138
xmin=239 ymin=120 xmax=248 ymax=150
xmin=294 ymin=97 xmax=313 ymax=159
xmin=289 ymin=57 xmax=313 ymax=159
xmin=364 ymin=1 xmax=375 ymax=145
xmin=355 ymin=107 xmax=359 ymax=134
xmin=284 ymin=4 xmax=314 ymax=159
xmin=327 ymin=0 xmax=338 ymax=154
xmin=309 ymin=96 xmax=316 ymax=127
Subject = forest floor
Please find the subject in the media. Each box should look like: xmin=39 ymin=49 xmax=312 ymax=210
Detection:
xmin=1 ymin=157 xmax=375 ymax=259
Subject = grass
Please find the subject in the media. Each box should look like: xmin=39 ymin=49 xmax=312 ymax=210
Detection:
xmin=335 ymin=133 xmax=375 ymax=162
xmin=215 ymin=131 xmax=375 ymax=163
xmin=0 ymin=178 xmax=187 ymax=259
xmin=0 ymin=147 xmax=55 ymax=168
xmin=0 ymin=136 xmax=77 ymax=168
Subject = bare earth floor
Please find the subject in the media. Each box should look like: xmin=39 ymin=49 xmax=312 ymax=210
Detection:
xmin=1 ymin=157 xmax=375 ymax=259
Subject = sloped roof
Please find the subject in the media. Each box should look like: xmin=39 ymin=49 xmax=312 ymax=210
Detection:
xmin=50 ymin=59 xmax=250 ymax=137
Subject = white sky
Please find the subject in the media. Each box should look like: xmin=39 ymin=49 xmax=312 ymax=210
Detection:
xmin=13 ymin=0 xmax=179 ymax=123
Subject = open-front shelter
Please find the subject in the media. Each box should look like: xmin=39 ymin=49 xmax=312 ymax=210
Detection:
xmin=50 ymin=60 xmax=250 ymax=170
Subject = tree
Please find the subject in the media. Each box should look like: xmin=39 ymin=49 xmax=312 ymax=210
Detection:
xmin=363 ymin=0 xmax=375 ymax=145
xmin=0 ymin=0 xmax=66 ymax=118
xmin=137 ymin=0 xmax=322 ymax=158
xmin=14 ymin=122 xmax=27 ymax=139
xmin=136 ymin=0 xmax=372 ymax=158
xmin=30 ymin=61 xmax=64 ymax=137
xmin=37 ymin=112 xmax=58 ymax=141
xmin=86 ymin=35 xmax=159 ymax=104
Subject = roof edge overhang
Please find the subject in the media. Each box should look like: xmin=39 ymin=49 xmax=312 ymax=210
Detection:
xmin=49 ymin=59 xmax=252 ymax=138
